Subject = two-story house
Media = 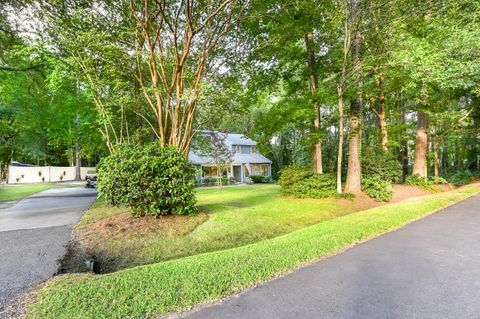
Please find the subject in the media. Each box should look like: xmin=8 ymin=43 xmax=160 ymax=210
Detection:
xmin=188 ymin=133 xmax=272 ymax=184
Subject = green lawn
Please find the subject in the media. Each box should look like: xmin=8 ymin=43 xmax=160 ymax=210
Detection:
xmin=28 ymin=184 xmax=480 ymax=319
xmin=76 ymin=184 xmax=372 ymax=272
xmin=0 ymin=184 xmax=77 ymax=201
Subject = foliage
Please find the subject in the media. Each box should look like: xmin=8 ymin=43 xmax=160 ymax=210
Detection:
xmin=202 ymin=176 xmax=229 ymax=187
xmin=448 ymin=170 xmax=474 ymax=185
xmin=405 ymin=175 xmax=440 ymax=192
xmin=361 ymin=176 xmax=394 ymax=202
xmin=2 ymin=0 xmax=479 ymax=190
xmin=250 ymin=175 xmax=271 ymax=183
xmin=278 ymin=166 xmax=315 ymax=193
xmin=97 ymin=143 xmax=196 ymax=216
xmin=431 ymin=176 xmax=449 ymax=185
xmin=28 ymin=186 xmax=480 ymax=318
xmin=361 ymin=150 xmax=402 ymax=182
xmin=279 ymin=166 xmax=336 ymax=199
xmin=0 ymin=7 xmax=106 ymax=178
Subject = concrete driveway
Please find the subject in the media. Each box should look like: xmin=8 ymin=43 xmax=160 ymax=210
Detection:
xmin=0 ymin=187 xmax=97 ymax=312
xmin=185 ymin=194 xmax=480 ymax=319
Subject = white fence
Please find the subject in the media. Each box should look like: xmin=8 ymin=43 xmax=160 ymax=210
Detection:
xmin=7 ymin=166 xmax=96 ymax=184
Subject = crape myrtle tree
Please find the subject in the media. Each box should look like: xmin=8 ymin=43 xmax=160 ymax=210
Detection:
xmin=30 ymin=0 xmax=245 ymax=156
xmin=130 ymin=0 xmax=244 ymax=155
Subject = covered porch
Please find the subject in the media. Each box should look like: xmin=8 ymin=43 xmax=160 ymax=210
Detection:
xmin=194 ymin=163 xmax=271 ymax=185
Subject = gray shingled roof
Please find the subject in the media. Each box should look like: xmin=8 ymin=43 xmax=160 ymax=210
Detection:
xmin=196 ymin=131 xmax=257 ymax=146
xmin=224 ymin=133 xmax=257 ymax=146
xmin=188 ymin=151 xmax=271 ymax=165
xmin=189 ymin=132 xmax=270 ymax=165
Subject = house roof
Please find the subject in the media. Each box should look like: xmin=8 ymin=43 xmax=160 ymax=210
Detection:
xmin=197 ymin=131 xmax=257 ymax=146
xmin=224 ymin=133 xmax=257 ymax=146
xmin=188 ymin=151 xmax=272 ymax=165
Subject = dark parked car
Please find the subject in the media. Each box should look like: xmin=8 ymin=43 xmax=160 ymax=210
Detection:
xmin=85 ymin=170 xmax=98 ymax=188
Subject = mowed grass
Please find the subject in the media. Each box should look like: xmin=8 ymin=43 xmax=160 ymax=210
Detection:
xmin=28 ymin=184 xmax=480 ymax=319
xmin=0 ymin=183 xmax=77 ymax=201
xmin=76 ymin=184 xmax=371 ymax=271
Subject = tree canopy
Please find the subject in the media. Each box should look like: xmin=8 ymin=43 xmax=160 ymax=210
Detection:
xmin=1 ymin=0 xmax=479 ymax=189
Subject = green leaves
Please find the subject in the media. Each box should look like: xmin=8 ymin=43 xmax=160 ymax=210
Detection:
xmin=278 ymin=165 xmax=337 ymax=199
xmin=361 ymin=176 xmax=394 ymax=202
xmin=97 ymin=143 xmax=197 ymax=217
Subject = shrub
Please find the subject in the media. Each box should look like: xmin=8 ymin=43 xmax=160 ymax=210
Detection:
xmin=244 ymin=177 xmax=254 ymax=185
xmin=290 ymin=174 xmax=337 ymax=199
xmin=278 ymin=166 xmax=314 ymax=192
xmin=97 ymin=143 xmax=196 ymax=217
xmin=202 ymin=177 xmax=214 ymax=186
xmin=431 ymin=176 xmax=448 ymax=185
xmin=202 ymin=176 xmax=229 ymax=186
xmin=361 ymin=150 xmax=402 ymax=182
xmin=449 ymin=170 xmax=474 ymax=185
xmin=405 ymin=174 xmax=439 ymax=192
xmin=250 ymin=175 xmax=271 ymax=183
xmin=362 ymin=176 xmax=394 ymax=202
xmin=262 ymin=176 xmax=272 ymax=183
xmin=249 ymin=175 xmax=263 ymax=183
xmin=279 ymin=166 xmax=336 ymax=199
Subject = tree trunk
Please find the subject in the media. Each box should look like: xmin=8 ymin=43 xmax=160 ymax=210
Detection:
xmin=75 ymin=145 xmax=81 ymax=180
xmin=442 ymin=139 xmax=448 ymax=176
xmin=305 ymin=32 xmax=323 ymax=174
xmin=345 ymin=98 xmax=362 ymax=194
xmin=376 ymin=77 xmax=388 ymax=152
xmin=336 ymin=87 xmax=344 ymax=193
xmin=345 ymin=10 xmax=362 ymax=195
xmin=74 ymin=114 xmax=81 ymax=180
xmin=412 ymin=111 xmax=429 ymax=177
xmin=401 ymin=144 xmax=408 ymax=182
xmin=433 ymin=139 xmax=439 ymax=178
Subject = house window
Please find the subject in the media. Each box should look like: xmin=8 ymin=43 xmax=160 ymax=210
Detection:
xmin=251 ymin=146 xmax=256 ymax=153
xmin=244 ymin=164 xmax=251 ymax=177
xmin=260 ymin=164 xmax=268 ymax=176
xmin=202 ymin=166 xmax=218 ymax=177
xmin=249 ymin=164 xmax=269 ymax=176
xmin=202 ymin=166 xmax=228 ymax=177
xmin=236 ymin=145 xmax=241 ymax=153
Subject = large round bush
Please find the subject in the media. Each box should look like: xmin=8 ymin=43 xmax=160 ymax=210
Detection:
xmin=97 ymin=143 xmax=196 ymax=217
xmin=361 ymin=175 xmax=394 ymax=202
xmin=361 ymin=149 xmax=401 ymax=182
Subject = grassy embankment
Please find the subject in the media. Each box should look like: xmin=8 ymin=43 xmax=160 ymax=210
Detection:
xmin=74 ymin=184 xmax=374 ymax=271
xmin=28 ymin=184 xmax=480 ymax=318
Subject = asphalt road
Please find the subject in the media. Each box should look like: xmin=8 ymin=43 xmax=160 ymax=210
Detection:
xmin=185 ymin=194 xmax=480 ymax=319
xmin=0 ymin=187 xmax=97 ymax=311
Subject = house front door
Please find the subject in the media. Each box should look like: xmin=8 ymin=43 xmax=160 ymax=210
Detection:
xmin=233 ymin=165 xmax=242 ymax=183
